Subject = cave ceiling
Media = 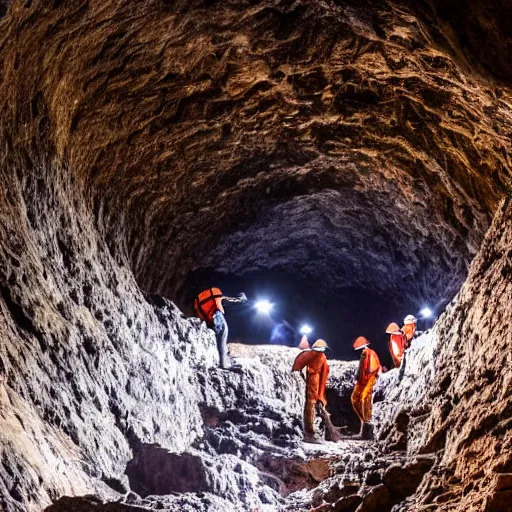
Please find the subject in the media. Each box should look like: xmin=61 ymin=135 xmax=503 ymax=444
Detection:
xmin=0 ymin=0 xmax=511 ymax=310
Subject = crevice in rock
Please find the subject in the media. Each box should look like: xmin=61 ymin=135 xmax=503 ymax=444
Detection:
xmin=125 ymin=445 xmax=210 ymax=497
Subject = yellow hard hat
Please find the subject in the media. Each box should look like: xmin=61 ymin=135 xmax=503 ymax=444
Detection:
xmin=312 ymin=339 xmax=328 ymax=351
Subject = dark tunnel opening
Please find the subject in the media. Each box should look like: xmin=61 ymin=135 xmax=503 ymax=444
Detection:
xmin=183 ymin=267 xmax=422 ymax=366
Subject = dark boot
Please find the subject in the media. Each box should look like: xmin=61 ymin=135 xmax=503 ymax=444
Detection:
xmin=361 ymin=422 xmax=374 ymax=440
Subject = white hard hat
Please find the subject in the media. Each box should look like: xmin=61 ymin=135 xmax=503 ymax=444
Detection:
xmin=404 ymin=314 xmax=417 ymax=325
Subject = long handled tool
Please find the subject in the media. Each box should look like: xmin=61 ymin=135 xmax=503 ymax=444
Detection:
xmin=317 ymin=402 xmax=342 ymax=442
xmin=297 ymin=370 xmax=342 ymax=442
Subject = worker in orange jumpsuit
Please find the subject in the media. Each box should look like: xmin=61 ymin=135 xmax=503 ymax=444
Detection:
xmin=351 ymin=336 xmax=382 ymax=439
xmin=386 ymin=322 xmax=405 ymax=368
xmin=292 ymin=339 xmax=329 ymax=442
xmin=386 ymin=314 xmax=417 ymax=368
xmin=194 ymin=288 xmax=247 ymax=369
xmin=401 ymin=314 xmax=417 ymax=347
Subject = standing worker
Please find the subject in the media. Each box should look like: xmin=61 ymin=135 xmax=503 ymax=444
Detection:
xmin=292 ymin=339 xmax=329 ymax=443
xmin=386 ymin=322 xmax=405 ymax=368
xmin=402 ymin=314 xmax=417 ymax=347
xmin=351 ymin=336 xmax=382 ymax=439
xmin=194 ymin=288 xmax=247 ymax=369
xmin=386 ymin=314 xmax=417 ymax=369
xmin=397 ymin=314 xmax=417 ymax=381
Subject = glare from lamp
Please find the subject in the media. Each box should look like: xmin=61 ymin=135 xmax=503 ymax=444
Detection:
xmin=255 ymin=300 xmax=273 ymax=315
xmin=420 ymin=307 xmax=433 ymax=318
xmin=299 ymin=325 xmax=313 ymax=335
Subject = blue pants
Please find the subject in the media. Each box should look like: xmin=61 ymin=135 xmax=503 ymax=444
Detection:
xmin=212 ymin=311 xmax=230 ymax=369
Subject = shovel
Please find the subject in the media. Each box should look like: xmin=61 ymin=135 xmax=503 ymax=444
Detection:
xmin=316 ymin=402 xmax=342 ymax=442
xmin=298 ymin=373 xmax=342 ymax=442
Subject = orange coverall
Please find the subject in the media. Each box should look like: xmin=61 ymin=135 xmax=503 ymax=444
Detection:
xmin=389 ymin=323 xmax=416 ymax=368
xmin=402 ymin=323 xmax=416 ymax=346
xmin=389 ymin=333 xmax=406 ymax=368
xmin=351 ymin=347 xmax=381 ymax=423
xmin=292 ymin=350 xmax=330 ymax=434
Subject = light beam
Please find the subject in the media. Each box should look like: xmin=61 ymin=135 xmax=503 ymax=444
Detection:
xmin=255 ymin=300 xmax=273 ymax=315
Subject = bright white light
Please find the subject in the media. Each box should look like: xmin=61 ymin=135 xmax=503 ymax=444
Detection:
xmin=300 ymin=325 xmax=313 ymax=335
xmin=255 ymin=300 xmax=273 ymax=315
xmin=421 ymin=307 xmax=433 ymax=318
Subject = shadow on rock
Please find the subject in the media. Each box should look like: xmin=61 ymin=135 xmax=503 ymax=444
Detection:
xmin=125 ymin=444 xmax=208 ymax=496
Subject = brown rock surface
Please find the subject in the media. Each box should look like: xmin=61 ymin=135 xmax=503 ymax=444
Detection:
xmin=374 ymin=197 xmax=512 ymax=511
xmin=0 ymin=0 xmax=511 ymax=511
xmin=1 ymin=0 xmax=511 ymax=311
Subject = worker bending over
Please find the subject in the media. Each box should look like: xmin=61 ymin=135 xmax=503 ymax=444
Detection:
xmin=351 ymin=336 xmax=382 ymax=439
xmin=292 ymin=339 xmax=329 ymax=443
xmin=194 ymin=288 xmax=247 ymax=369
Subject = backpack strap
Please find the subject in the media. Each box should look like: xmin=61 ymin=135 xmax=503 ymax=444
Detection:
xmin=195 ymin=288 xmax=223 ymax=322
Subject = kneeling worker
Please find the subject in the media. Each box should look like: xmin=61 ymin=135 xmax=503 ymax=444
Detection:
xmin=351 ymin=336 xmax=382 ymax=439
xmin=292 ymin=339 xmax=329 ymax=443
xmin=194 ymin=288 xmax=247 ymax=369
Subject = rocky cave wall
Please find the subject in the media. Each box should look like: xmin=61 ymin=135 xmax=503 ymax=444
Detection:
xmin=0 ymin=0 xmax=511 ymax=511
xmin=0 ymin=158 xmax=330 ymax=510
xmin=1 ymin=0 xmax=512 ymax=314
xmin=373 ymin=197 xmax=512 ymax=511
xmin=0 ymin=149 xmax=360 ymax=511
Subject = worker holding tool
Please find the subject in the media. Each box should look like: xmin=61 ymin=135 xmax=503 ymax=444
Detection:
xmin=351 ymin=336 xmax=382 ymax=440
xmin=292 ymin=339 xmax=335 ymax=443
xmin=194 ymin=288 xmax=247 ymax=369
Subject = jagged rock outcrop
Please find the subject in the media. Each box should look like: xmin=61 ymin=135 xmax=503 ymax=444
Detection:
xmin=0 ymin=175 xmax=356 ymax=511
xmin=373 ymin=197 xmax=512 ymax=511
xmin=0 ymin=162 xmax=357 ymax=510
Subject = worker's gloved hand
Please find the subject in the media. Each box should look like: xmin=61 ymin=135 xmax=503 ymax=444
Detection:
xmin=317 ymin=397 xmax=327 ymax=407
xmin=238 ymin=292 xmax=248 ymax=302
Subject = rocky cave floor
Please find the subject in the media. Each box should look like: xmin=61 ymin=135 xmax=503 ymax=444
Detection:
xmin=43 ymin=340 xmax=438 ymax=512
